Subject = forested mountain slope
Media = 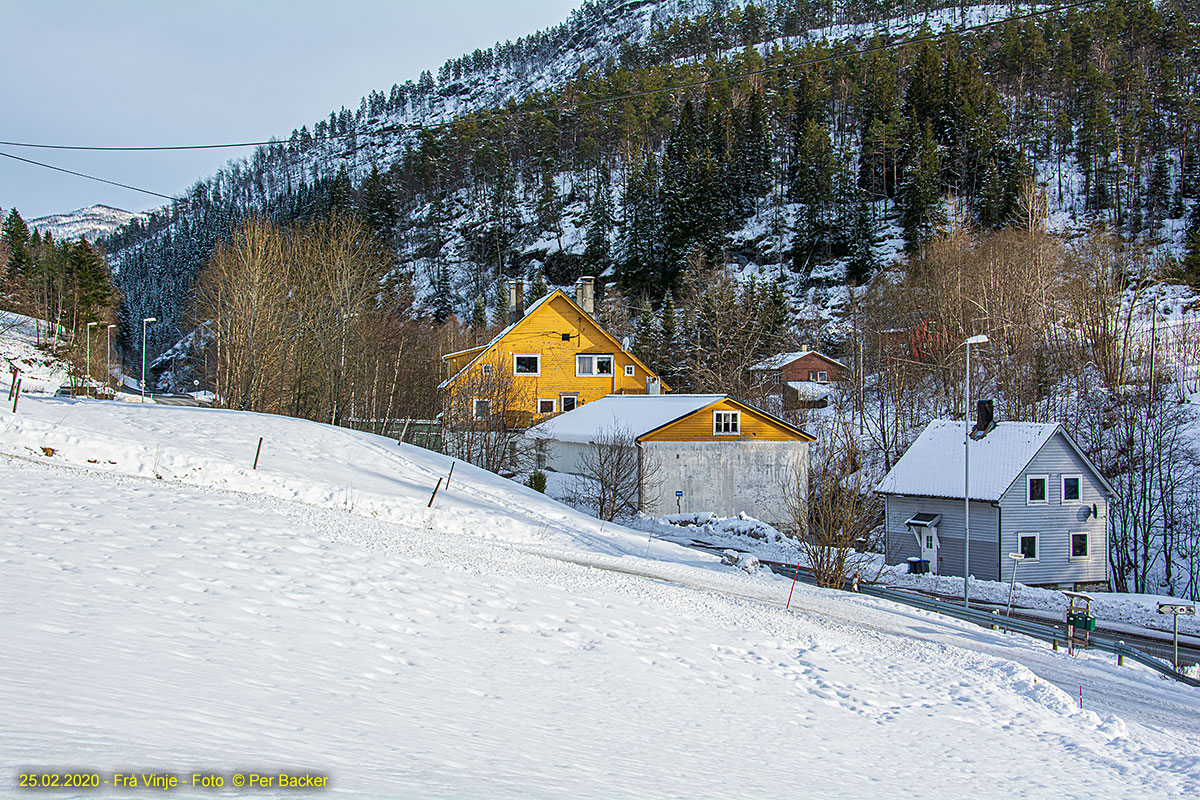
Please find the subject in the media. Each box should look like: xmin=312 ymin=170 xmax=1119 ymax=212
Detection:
xmin=102 ymin=0 xmax=1200 ymax=365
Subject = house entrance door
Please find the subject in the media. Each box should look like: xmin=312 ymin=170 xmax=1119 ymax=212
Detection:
xmin=920 ymin=530 xmax=938 ymax=574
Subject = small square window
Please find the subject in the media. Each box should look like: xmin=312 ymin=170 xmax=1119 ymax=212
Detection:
xmin=713 ymin=410 xmax=740 ymax=435
xmin=1018 ymin=533 xmax=1038 ymax=560
xmin=514 ymin=355 xmax=540 ymax=375
xmin=1027 ymin=475 xmax=1048 ymax=505
xmin=472 ymin=398 xmax=492 ymax=420
xmin=480 ymin=363 xmax=493 ymax=376
xmin=1070 ymin=532 xmax=1089 ymax=559
xmin=624 ymin=364 xmax=635 ymax=377
xmin=818 ymin=371 xmax=828 ymax=382
xmin=537 ymin=398 xmax=555 ymax=414
xmin=560 ymin=395 xmax=578 ymax=412
xmin=808 ymin=371 xmax=818 ymax=381
xmin=1062 ymin=475 xmax=1081 ymax=503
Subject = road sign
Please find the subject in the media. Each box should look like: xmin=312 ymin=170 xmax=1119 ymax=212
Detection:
xmin=675 ymin=491 xmax=683 ymax=497
xmin=1157 ymin=603 xmax=1196 ymax=615
xmin=1157 ymin=603 xmax=1195 ymax=669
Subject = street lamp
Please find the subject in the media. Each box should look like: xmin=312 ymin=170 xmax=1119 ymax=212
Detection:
xmin=1006 ymin=552 xmax=1026 ymax=618
xmin=964 ymin=333 xmax=989 ymax=610
xmin=86 ymin=322 xmax=98 ymax=397
xmin=106 ymin=324 xmax=116 ymax=395
xmin=141 ymin=317 xmax=156 ymax=402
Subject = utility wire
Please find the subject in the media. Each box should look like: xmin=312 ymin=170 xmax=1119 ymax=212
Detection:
xmin=0 ymin=150 xmax=178 ymax=201
xmin=0 ymin=0 xmax=1101 ymax=155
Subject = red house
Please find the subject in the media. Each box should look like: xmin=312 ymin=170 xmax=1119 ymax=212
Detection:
xmin=751 ymin=350 xmax=848 ymax=410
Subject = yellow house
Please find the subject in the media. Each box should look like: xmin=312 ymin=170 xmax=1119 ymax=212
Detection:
xmin=526 ymin=394 xmax=815 ymax=525
xmin=440 ymin=278 xmax=667 ymax=428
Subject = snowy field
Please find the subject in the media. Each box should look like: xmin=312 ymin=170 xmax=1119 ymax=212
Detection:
xmin=3 ymin=390 xmax=1199 ymax=797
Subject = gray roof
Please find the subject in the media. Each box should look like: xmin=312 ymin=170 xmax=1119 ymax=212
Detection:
xmin=875 ymin=420 xmax=1112 ymax=501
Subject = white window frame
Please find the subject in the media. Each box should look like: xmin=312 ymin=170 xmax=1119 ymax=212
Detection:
xmin=1026 ymin=474 xmax=1049 ymax=505
xmin=624 ymin=364 xmax=635 ymax=377
xmin=808 ymin=371 xmax=818 ymax=381
xmin=472 ymin=398 xmax=492 ymax=420
xmin=817 ymin=370 xmax=828 ymax=382
xmin=1061 ymin=474 xmax=1082 ymax=504
xmin=713 ymin=410 xmax=741 ymax=435
xmin=536 ymin=398 xmax=556 ymax=414
xmin=1069 ymin=531 xmax=1090 ymax=561
xmin=1017 ymin=532 xmax=1040 ymax=562
xmin=480 ymin=363 xmax=493 ymax=376
xmin=560 ymin=394 xmax=578 ymax=412
xmin=513 ymin=354 xmax=541 ymax=376
xmin=576 ymin=354 xmax=614 ymax=377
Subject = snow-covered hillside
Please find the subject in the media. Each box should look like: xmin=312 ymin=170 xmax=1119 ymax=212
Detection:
xmin=2 ymin=389 xmax=1199 ymax=796
xmin=29 ymin=204 xmax=142 ymax=243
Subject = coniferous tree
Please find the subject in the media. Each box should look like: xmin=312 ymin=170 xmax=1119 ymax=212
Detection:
xmin=583 ymin=167 xmax=614 ymax=275
xmin=899 ymin=121 xmax=946 ymax=253
xmin=2 ymin=208 xmax=32 ymax=274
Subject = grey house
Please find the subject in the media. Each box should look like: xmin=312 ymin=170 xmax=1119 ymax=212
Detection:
xmin=876 ymin=420 xmax=1112 ymax=590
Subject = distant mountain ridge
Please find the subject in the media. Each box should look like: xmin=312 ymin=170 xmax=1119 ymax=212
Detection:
xmin=30 ymin=205 xmax=143 ymax=244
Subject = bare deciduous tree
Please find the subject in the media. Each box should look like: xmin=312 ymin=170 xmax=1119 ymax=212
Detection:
xmin=784 ymin=419 xmax=884 ymax=589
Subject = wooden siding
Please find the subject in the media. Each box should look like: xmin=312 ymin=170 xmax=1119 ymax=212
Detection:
xmin=443 ymin=291 xmax=661 ymax=418
xmin=884 ymin=494 xmax=1001 ymax=581
xmin=997 ymin=434 xmax=1109 ymax=587
xmin=779 ymin=353 xmax=848 ymax=383
xmin=639 ymin=398 xmax=809 ymax=443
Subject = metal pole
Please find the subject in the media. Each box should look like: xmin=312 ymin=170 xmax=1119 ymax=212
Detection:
xmin=964 ymin=341 xmax=971 ymax=610
xmin=1175 ymin=614 xmax=1180 ymax=669
xmin=86 ymin=322 xmax=92 ymax=394
xmin=142 ymin=320 xmax=147 ymax=402
xmin=106 ymin=325 xmax=115 ymax=394
xmin=1006 ymin=561 xmax=1018 ymax=618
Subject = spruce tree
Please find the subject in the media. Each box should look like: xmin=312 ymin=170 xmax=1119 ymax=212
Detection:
xmin=2 ymin=208 xmax=32 ymax=273
xmin=899 ymin=121 xmax=946 ymax=253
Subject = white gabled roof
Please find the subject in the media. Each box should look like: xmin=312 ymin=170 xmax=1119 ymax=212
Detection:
xmin=751 ymin=350 xmax=847 ymax=371
xmin=876 ymin=420 xmax=1070 ymax=501
xmin=527 ymin=395 xmax=727 ymax=444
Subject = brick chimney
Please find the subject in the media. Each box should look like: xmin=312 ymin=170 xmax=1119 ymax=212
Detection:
xmin=575 ymin=276 xmax=595 ymax=315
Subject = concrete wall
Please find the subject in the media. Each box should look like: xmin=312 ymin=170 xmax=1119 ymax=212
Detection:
xmin=997 ymin=433 xmax=1109 ymax=587
xmin=884 ymin=495 xmax=1000 ymax=581
xmin=640 ymin=440 xmax=808 ymax=526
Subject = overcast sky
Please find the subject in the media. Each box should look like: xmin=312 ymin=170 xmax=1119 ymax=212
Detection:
xmin=0 ymin=0 xmax=580 ymax=220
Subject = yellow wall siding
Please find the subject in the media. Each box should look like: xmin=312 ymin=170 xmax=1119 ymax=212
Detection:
xmin=444 ymin=346 xmax=487 ymax=377
xmin=443 ymin=291 xmax=661 ymax=416
xmin=640 ymin=399 xmax=807 ymax=443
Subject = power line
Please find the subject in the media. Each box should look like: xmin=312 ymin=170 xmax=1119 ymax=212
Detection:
xmin=0 ymin=150 xmax=178 ymax=201
xmin=0 ymin=0 xmax=1101 ymax=155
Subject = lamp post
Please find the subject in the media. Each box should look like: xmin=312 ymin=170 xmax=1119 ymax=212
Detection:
xmin=964 ymin=333 xmax=989 ymax=610
xmin=141 ymin=317 xmax=156 ymax=402
xmin=1006 ymin=552 xmax=1026 ymax=618
xmin=85 ymin=322 xmax=97 ymax=397
xmin=106 ymin=324 xmax=116 ymax=395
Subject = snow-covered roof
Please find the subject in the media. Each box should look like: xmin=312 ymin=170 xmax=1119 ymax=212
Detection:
xmin=752 ymin=350 xmax=847 ymax=371
xmin=786 ymin=381 xmax=835 ymax=400
xmin=527 ymin=395 xmax=728 ymax=443
xmin=875 ymin=420 xmax=1095 ymax=501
